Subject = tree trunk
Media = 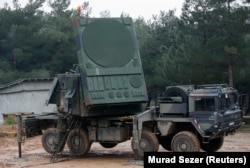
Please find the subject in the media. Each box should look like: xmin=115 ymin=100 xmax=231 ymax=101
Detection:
xmin=228 ymin=54 xmax=234 ymax=87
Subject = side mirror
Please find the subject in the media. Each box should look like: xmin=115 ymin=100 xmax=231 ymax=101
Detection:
xmin=239 ymin=94 xmax=249 ymax=115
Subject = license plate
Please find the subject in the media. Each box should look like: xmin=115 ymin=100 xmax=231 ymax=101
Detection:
xmin=229 ymin=122 xmax=234 ymax=126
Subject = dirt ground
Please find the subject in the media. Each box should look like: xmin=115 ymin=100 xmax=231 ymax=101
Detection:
xmin=0 ymin=126 xmax=250 ymax=168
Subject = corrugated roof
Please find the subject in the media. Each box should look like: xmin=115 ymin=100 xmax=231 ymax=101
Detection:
xmin=0 ymin=77 xmax=53 ymax=91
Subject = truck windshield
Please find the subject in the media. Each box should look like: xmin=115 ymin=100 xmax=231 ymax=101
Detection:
xmin=219 ymin=93 xmax=238 ymax=111
xmin=195 ymin=97 xmax=215 ymax=111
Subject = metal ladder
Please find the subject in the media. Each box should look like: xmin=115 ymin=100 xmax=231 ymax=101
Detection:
xmin=50 ymin=115 xmax=75 ymax=163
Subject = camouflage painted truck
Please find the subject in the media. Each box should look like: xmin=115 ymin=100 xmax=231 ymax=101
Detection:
xmin=41 ymin=11 xmax=244 ymax=160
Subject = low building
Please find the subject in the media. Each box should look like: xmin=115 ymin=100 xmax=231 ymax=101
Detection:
xmin=0 ymin=77 xmax=57 ymax=124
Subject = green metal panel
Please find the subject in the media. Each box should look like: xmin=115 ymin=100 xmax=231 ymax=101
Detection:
xmin=73 ymin=16 xmax=148 ymax=106
xmin=82 ymin=19 xmax=135 ymax=68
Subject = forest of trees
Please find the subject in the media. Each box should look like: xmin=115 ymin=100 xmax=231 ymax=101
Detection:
xmin=0 ymin=0 xmax=250 ymax=97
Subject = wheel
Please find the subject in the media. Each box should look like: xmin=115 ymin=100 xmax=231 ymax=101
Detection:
xmin=42 ymin=128 xmax=61 ymax=154
xmin=201 ymin=137 xmax=224 ymax=152
xmin=67 ymin=128 xmax=91 ymax=156
xmin=171 ymin=131 xmax=200 ymax=152
xmin=158 ymin=135 xmax=173 ymax=151
xmin=99 ymin=142 xmax=118 ymax=148
xmin=132 ymin=130 xmax=159 ymax=159
xmin=162 ymin=86 xmax=188 ymax=103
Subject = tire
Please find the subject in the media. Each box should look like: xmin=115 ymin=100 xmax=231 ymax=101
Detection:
xmin=201 ymin=137 xmax=224 ymax=152
xmin=158 ymin=135 xmax=173 ymax=151
xmin=42 ymin=128 xmax=61 ymax=154
xmin=171 ymin=131 xmax=200 ymax=152
xmin=99 ymin=142 xmax=118 ymax=148
xmin=132 ymin=130 xmax=159 ymax=159
xmin=162 ymin=86 xmax=189 ymax=103
xmin=67 ymin=128 xmax=91 ymax=156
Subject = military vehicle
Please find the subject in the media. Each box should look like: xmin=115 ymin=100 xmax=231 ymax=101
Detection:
xmin=40 ymin=10 xmax=244 ymax=160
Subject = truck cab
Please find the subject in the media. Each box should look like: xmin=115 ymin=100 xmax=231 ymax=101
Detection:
xmin=132 ymin=84 xmax=244 ymax=157
xmin=188 ymin=84 xmax=243 ymax=139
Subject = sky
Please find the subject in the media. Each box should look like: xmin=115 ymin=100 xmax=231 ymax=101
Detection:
xmin=1 ymin=0 xmax=185 ymax=19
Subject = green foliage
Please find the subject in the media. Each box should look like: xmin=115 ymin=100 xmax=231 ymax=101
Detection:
xmin=4 ymin=115 xmax=17 ymax=125
xmin=0 ymin=0 xmax=249 ymax=97
xmin=48 ymin=0 xmax=70 ymax=15
xmin=0 ymin=1 xmax=76 ymax=85
xmin=178 ymin=0 xmax=250 ymax=88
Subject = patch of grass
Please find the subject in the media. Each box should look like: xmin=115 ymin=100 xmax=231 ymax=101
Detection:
xmin=238 ymin=117 xmax=250 ymax=133
xmin=4 ymin=115 xmax=16 ymax=125
xmin=238 ymin=125 xmax=250 ymax=133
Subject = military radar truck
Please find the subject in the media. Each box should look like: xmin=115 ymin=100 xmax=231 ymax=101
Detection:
xmin=41 ymin=11 xmax=244 ymax=160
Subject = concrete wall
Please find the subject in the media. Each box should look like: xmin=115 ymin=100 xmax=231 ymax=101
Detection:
xmin=0 ymin=78 xmax=57 ymax=123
